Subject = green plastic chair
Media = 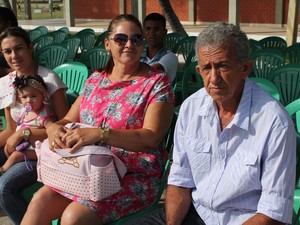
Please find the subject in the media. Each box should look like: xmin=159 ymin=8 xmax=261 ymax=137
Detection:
xmin=259 ymin=36 xmax=287 ymax=52
xmin=32 ymin=34 xmax=54 ymax=54
xmin=62 ymin=36 xmax=81 ymax=62
xmin=75 ymin=28 xmax=96 ymax=53
xmin=250 ymin=48 xmax=285 ymax=79
xmin=57 ymin=27 xmax=69 ymax=36
xmin=51 ymin=30 xmax=67 ymax=44
xmin=80 ymin=47 xmax=110 ymax=73
xmin=28 ymin=29 xmax=42 ymax=42
xmin=94 ymin=30 xmax=108 ymax=47
xmin=35 ymin=43 xmax=68 ymax=70
xmin=267 ymin=64 xmax=300 ymax=106
xmin=53 ymin=61 xmax=89 ymax=94
xmin=249 ymin=77 xmax=280 ymax=101
xmin=249 ymin=38 xmax=262 ymax=55
xmin=66 ymin=89 xmax=79 ymax=107
xmin=164 ymin=32 xmax=184 ymax=52
xmin=0 ymin=108 xmax=6 ymax=130
xmin=173 ymin=61 xmax=203 ymax=104
xmin=172 ymin=36 xmax=197 ymax=62
xmin=285 ymin=98 xmax=300 ymax=225
xmin=34 ymin=26 xmax=48 ymax=35
xmin=284 ymin=43 xmax=300 ymax=64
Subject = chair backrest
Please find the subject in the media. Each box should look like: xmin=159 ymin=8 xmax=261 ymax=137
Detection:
xmin=259 ymin=36 xmax=287 ymax=52
xmin=172 ymin=36 xmax=197 ymax=62
xmin=51 ymin=30 xmax=67 ymax=43
xmin=66 ymin=89 xmax=79 ymax=107
xmin=182 ymin=61 xmax=203 ymax=101
xmin=249 ymin=38 xmax=262 ymax=55
xmin=62 ymin=36 xmax=81 ymax=62
xmin=57 ymin=27 xmax=69 ymax=36
xmin=184 ymin=49 xmax=197 ymax=69
xmin=0 ymin=108 xmax=6 ymax=131
xmin=80 ymin=47 xmax=110 ymax=73
xmin=164 ymin=32 xmax=184 ymax=52
xmin=285 ymin=98 xmax=300 ymax=189
xmin=34 ymin=26 xmax=48 ymax=35
xmin=35 ymin=43 xmax=68 ymax=70
xmin=32 ymin=34 xmax=54 ymax=54
xmin=28 ymin=29 xmax=42 ymax=42
xmin=250 ymin=48 xmax=285 ymax=79
xmin=53 ymin=61 xmax=89 ymax=94
xmin=249 ymin=77 xmax=280 ymax=101
xmin=284 ymin=43 xmax=300 ymax=64
xmin=75 ymin=28 xmax=96 ymax=53
xmin=94 ymin=30 xmax=108 ymax=47
xmin=267 ymin=64 xmax=300 ymax=106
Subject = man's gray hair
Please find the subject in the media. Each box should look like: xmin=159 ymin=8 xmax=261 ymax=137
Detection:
xmin=195 ymin=22 xmax=250 ymax=64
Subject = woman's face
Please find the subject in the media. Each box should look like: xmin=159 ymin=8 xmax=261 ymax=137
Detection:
xmin=1 ymin=36 xmax=33 ymax=72
xmin=105 ymin=21 xmax=144 ymax=66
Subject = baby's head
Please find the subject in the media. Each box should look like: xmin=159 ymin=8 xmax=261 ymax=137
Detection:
xmin=13 ymin=75 xmax=48 ymax=112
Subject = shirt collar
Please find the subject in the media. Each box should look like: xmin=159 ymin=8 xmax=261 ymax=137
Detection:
xmin=197 ymin=79 xmax=252 ymax=131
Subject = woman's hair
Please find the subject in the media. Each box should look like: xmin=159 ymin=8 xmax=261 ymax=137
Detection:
xmin=13 ymin=75 xmax=48 ymax=99
xmin=0 ymin=7 xmax=18 ymax=33
xmin=104 ymin=14 xmax=143 ymax=74
xmin=0 ymin=26 xmax=31 ymax=49
xmin=195 ymin=22 xmax=250 ymax=64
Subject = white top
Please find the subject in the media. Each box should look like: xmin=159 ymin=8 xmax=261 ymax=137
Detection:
xmin=169 ymin=79 xmax=296 ymax=224
xmin=10 ymin=66 xmax=67 ymax=122
xmin=140 ymin=47 xmax=178 ymax=83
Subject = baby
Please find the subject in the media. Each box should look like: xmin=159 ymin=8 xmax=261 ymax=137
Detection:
xmin=0 ymin=75 xmax=55 ymax=173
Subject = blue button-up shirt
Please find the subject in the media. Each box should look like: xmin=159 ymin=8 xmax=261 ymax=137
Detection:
xmin=169 ymin=79 xmax=296 ymax=224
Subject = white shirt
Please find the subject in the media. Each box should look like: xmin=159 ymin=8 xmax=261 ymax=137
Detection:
xmin=168 ymin=79 xmax=296 ymax=224
xmin=140 ymin=47 xmax=178 ymax=83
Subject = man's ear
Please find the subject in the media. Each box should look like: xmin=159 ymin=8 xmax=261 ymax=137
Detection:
xmin=242 ymin=59 xmax=253 ymax=79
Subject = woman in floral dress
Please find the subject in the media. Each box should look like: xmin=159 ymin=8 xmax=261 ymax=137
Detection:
xmin=21 ymin=14 xmax=174 ymax=225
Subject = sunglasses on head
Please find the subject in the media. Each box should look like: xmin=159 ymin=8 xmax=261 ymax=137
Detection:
xmin=109 ymin=33 xmax=144 ymax=46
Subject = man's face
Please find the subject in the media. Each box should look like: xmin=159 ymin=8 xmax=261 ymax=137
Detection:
xmin=196 ymin=40 xmax=252 ymax=104
xmin=143 ymin=20 xmax=167 ymax=48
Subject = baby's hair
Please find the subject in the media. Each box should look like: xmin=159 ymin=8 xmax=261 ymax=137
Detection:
xmin=13 ymin=75 xmax=48 ymax=98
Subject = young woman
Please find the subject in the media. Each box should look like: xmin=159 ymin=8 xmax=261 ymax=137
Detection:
xmin=0 ymin=26 xmax=69 ymax=224
xmin=21 ymin=14 xmax=174 ymax=225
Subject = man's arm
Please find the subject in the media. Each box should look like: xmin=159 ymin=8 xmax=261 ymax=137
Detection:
xmin=243 ymin=213 xmax=284 ymax=225
xmin=165 ymin=185 xmax=192 ymax=225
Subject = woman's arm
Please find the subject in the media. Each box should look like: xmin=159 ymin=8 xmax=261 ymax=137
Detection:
xmin=64 ymin=101 xmax=174 ymax=153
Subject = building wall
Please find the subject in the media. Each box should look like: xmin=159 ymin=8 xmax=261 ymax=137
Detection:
xmin=73 ymin=0 xmax=297 ymax=24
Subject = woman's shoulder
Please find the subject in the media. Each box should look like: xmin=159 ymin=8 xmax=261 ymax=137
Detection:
xmin=37 ymin=66 xmax=59 ymax=79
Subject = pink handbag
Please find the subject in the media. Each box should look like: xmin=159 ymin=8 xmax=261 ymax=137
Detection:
xmin=35 ymin=123 xmax=127 ymax=201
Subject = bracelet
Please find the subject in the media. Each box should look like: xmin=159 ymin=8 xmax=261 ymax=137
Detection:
xmin=99 ymin=127 xmax=110 ymax=145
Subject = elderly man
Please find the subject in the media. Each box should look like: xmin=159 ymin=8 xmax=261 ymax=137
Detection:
xmin=126 ymin=22 xmax=296 ymax=225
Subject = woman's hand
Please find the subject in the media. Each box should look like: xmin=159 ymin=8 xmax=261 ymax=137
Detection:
xmin=62 ymin=127 xmax=102 ymax=153
xmin=4 ymin=129 xmax=24 ymax=157
xmin=46 ymin=122 xmax=69 ymax=151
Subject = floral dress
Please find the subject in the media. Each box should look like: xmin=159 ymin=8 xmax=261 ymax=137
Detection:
xmin=56 ymin=68 xmax=174 ymax=223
